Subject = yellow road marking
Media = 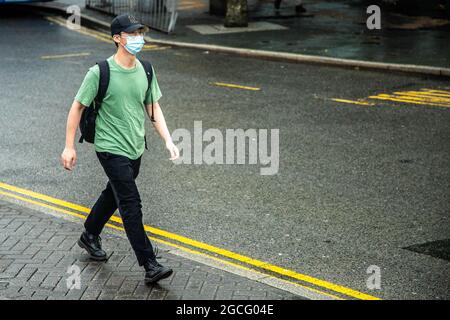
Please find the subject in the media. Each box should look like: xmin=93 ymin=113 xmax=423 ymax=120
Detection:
xmin=213 ymin=82 xmax=261 ymax=91
xmin=391 ymin=92 xmax=450 ymax=104
xmin=41 ymin=52 xmax=91 ymax=60
xmin=0 ymin=181 xmax=379 ymax=300
xmin=0 ymin=190 xmax=117 ymax=231
xmin=141 ymin=46 xmax=171 ymax=52
xmin=389 ymin=95 xmax=450 ymax=106
xmin=45 ymin=16 xmax=165 ymax=51
xmin=0 ymin=189 xmax=342 ymax=300
xmin=423 ymin=89 xmax=450 ymax=96
xmin=0 ymin=182 xmax=93 ymax=214
xmin=179 ymin=5 xmax=207 ymax=10
xmin=143 ymin=44 xmax=159 ymax=49
xmin=397 ymin=91 xmax=450 ymax=99
xmin=151 ymin=234 xmax=344 ymax=300
xmin=45 ymin=16 xmax=112 ymax=44
xmin=331 ymin=98 xmax=374 ymax=106
xmin=0 ymin=190 xmax=86 ymax=220
xmin=335 ymin=89 xmax=450 ymax=109
xmin=369 ymin=94 xmax=450 ymax=108
xmin=46 ymin=16 xmax=112 ymax=42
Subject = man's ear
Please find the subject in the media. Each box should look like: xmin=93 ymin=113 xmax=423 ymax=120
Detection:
xmin=112 ymin=34 xmax=121 ymax=46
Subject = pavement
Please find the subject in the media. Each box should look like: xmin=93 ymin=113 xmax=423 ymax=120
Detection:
xmin=0 ymin=5 xmax=449 ymax=301
xmin=29 ymin=0 xmax=450 ymax=69
xmin=0 ymin=198 xmax=304 ymax=300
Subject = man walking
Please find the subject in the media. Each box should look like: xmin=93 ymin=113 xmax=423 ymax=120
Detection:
xmin=60 ymin=13 xmax=179 ymax=284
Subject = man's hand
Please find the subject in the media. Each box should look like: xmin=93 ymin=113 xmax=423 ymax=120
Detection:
xmin=165 ymin=139 xmax=179 ymax=161
xmin=148 ymin=102 xmax=179 ymax=161
xmin=60 ymin=147 xmax=77 ymax=171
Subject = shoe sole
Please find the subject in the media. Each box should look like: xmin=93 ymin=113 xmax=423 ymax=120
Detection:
xmin=144 ymin=268 xmax=173 ymax=285
xmin=77 ymin=239 xmax=108 ymax=261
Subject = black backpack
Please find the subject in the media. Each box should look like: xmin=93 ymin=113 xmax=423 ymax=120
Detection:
xmin=78 ymin=59 xmax=156 ymax=150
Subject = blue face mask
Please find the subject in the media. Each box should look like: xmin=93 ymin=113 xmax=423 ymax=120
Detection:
xmin=124 ymin=35 xmax=145 ymax=55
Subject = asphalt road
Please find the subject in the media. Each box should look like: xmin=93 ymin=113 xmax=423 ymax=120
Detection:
xmin=0 ymin=7 xmax=449 ymax=299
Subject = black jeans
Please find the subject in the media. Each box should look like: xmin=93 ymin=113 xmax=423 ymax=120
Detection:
xmin=84 ymin=151 xmax=156 ymax=265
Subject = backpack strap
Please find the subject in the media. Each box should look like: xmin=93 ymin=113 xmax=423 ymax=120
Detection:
xmin=78 ymin=60 xmax=109 ymax=144
xmin=140 ymin=60 xmax=156 ymax=123
xmin=94 ymin=60 xmax=110 ymax=112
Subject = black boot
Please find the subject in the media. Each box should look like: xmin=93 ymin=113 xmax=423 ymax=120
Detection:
xmin=77 ymin=230 xmax=107 ymax=261
xmin=143 ymin=259 xmax=173 ymax=284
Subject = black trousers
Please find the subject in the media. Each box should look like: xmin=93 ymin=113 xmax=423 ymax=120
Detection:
xmin=84 ymin=151 xmax=156 ymax=266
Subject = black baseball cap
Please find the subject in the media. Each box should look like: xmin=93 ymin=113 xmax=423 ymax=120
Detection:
xmin=110 ymin=13 xmax=149 ymax=36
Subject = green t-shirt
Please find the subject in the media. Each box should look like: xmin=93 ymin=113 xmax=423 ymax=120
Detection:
xmin=75 ymin=55 xmax=162 ymax=160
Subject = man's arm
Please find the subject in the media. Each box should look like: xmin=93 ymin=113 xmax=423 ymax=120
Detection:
xmin=145 ymin=102 xmax=179 ymax=161
xmin=60 ymin=100 xmax=86 ymax=170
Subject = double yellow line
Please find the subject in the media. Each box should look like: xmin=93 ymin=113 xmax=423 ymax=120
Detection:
xmin=0 ymin=181 xmax=380 ymax=300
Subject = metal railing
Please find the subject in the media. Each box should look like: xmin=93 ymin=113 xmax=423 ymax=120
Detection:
xmin=86 ymin=0 xmax=179 ymax=33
